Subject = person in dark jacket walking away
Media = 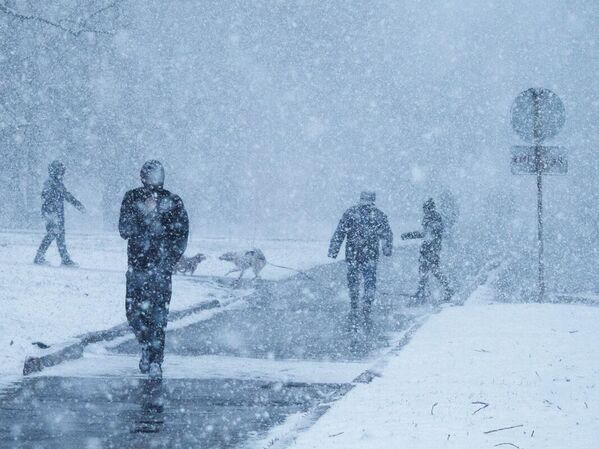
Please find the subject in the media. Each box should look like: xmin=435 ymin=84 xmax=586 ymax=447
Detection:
xmin=328 ymin=192 xmax=393 ymax=324
xmin=119 ymin=160 xmax=189 ymax=379
xmin=402 ymin=198 xmax=454 ymax=303
xmin=34 ymin=161 xmax=86 ymax=266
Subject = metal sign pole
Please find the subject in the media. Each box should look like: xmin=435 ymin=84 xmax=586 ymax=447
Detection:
xmin=536 ymin=156 xmax=545 ymax=300
xmin=532 ymin=90 xmax=545 ymax=301
xmin=511 ymin=87 xmax=566 ymax=302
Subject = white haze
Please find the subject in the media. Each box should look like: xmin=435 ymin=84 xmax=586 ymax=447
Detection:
xmin=1 ymin=0 xmax=599 ymax=293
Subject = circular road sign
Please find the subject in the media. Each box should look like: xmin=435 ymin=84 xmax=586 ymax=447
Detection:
xmin=510 ymin=88 xmax=565 ymax=143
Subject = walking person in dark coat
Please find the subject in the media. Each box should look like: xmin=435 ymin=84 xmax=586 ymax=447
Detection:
xmin=402 ymin=198 xmax=454 ymax=302
xmin=328 ymin=192 xmax=393 ymax=323
xmin=119 ymin=160 xmax=189 ymax=379
xmin=34 ymin=161 xmax=85 ymax=266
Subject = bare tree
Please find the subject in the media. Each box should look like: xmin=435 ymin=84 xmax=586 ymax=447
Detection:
xmin=0 ymin=0 xmax=124 ymax=36
xmin=0 ymin=0 xmax=126 ymax=228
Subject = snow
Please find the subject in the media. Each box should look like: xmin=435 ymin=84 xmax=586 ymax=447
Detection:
xmin=287 ymin=302 xmax=599 ymax=449
xmin=37 ymin=353 xmax=368 ymax=385
xmin=0 ymin=230 xmax=328 ymax=386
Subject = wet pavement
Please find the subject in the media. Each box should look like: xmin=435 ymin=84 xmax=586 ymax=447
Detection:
xmin=115 ymin=259 xmax=416 ymax=361
xmin=0 ymin=376 xmax=347 ymax=449
xmin=0 ymin=251 xmax=429 ymax=449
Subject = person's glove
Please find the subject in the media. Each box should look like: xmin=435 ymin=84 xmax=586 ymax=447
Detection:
xmin=77 ymin=204 xmax=86 ymax=214
xmin=383 ymin=246 xmax=393 ymax=257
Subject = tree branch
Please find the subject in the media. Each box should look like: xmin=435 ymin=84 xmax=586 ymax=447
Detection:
xmin=0 ymin=1 xmax=121 ymax=37
xmin=472 ymin=401 xmax=490 ymax=415
xmin=484 ymin=424 xmax=524 ymax=435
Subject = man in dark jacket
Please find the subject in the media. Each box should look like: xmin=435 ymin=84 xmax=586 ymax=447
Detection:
xmin=119 ymin=160 xmax=189 ymax=378
xmin=34 ymin=161 xmax=85 ymax=266
xmin=402 ymin=198 xmax=453 ymax=302
xmin=329 ymin=192 xmax=393 ymax=321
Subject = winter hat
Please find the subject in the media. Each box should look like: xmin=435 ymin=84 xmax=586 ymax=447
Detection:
xmin=140 ymin=160 xmax=165 ymax=188
xmin=359 ymin=191 xmax=376 ymax=205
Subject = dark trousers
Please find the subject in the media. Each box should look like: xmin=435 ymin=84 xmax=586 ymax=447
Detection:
xmin=126 ymin=268 xmax=172 ymax=365
xmin=347 ymin=259 xmax=377 ymax=310
xmin=416 ymin=252 xmax=451 ymax=299
xmin=36 ymin=220 xmax=70 ymax=262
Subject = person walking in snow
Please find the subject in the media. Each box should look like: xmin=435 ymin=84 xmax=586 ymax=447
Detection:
xmin=328 ymin=191 xmax=393 ymax=324
xmin=119 ymin=160 xmax=189 ymax=379
xmin=34 ymin=160 xmax=86 ymax=266
xmin=402 ymin=198 xmax=454 ymax=303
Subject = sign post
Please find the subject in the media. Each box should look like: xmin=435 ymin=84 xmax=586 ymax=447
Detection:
xmin=510 ymin=88 xmax=566 ymax=301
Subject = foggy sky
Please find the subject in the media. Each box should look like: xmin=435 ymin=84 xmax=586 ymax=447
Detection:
xmin=91 ymin=0 xmax=599 ymax=242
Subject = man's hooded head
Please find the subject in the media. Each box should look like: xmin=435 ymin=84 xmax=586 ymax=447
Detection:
xmin=48 ymin=160 xmax=66 ymax=180
xmin=423 ymin=198 xmax=436 ymax=214
xmin=359 ymin=191 xmax=376 ymax=206
xmin=140 ymin=160 xmax=165 ymax=190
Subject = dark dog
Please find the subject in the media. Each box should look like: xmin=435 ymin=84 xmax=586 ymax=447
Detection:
xmin=174 ymin=253 xmax=206 ymax=275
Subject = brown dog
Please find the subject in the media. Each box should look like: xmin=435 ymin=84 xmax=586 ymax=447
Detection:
xmin=174 ymin=253 xmax=206 ymax=275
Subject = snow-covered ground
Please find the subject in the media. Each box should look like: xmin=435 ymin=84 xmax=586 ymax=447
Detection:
xmin=5 ymin=229 xmax=598 ymax=449
xmin=0 ymin=230 xmax=329 ymax=384
xmin=283 ymin=294 xmax=599 ymax=448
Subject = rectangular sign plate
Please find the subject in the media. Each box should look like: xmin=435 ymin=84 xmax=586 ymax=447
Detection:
xmin=511 ymin=146 xmax=568 ymax=175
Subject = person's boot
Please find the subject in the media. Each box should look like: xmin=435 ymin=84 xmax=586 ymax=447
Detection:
xmin=61 ymin=258 xmax=78 ymax=267
xmin=443 ymin=287 xmax=455 ymax=302
xmin=148 ymin=362 xmax=162 ymax=379
xmin=139 ymin=346 xmax=151 ymax=374
xmin=34 ymin=255 xmax=48 ymax=265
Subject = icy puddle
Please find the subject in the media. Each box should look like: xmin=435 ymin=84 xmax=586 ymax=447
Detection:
xmin=0 ymin=376 xmax=349 ymax=449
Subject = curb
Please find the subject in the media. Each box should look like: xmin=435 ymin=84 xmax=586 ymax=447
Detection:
xmin=22 ymin=299 xmax=221 ymax=376
xmin=249 ymin=263 xmax=498 ymax=449
xmin=250 ymin=317 xmax=429 ymax=449
xmin=554 ymin=294 xmax=599 ymax=307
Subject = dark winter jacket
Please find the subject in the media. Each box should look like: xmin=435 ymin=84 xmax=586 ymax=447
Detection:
xmin=402 ymin=209 xmax=444 ymax=259
xmin=119 ymin=187 xmax=189 ymax=273
xmin=41 ymin=177 xmax=83 ymax=226
xmin=329 ymin=204 xmax=393 ymax=263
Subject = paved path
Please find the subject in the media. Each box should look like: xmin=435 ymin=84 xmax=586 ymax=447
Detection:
xmin=0 ymin=249 xmax=434 ymax=449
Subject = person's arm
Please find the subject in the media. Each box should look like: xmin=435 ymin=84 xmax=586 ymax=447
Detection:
xmin=380 ymin=214 xmax=394 ymax=257
xmin=164 ymin=195 xmax=189 ymax=271
xmin=63 ymin=185 xmax=85 ymax=212
xmin=328 ymin=212 xmax=349 ymax=258
xmin=119 ymin=191 xmax=139 ymax=240
xmin=40 ymin=184 xmax=52 ymax=219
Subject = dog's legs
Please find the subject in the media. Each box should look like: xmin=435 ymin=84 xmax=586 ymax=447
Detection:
xmin=233 ymin=269 xmax=246 ymax=288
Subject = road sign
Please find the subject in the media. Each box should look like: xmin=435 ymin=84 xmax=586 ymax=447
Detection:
xmin=511 ymin=146 xmax=568 ymax=175
xmin=510 ymin=88 xmax=565 ymax=143
xmin=510 ymin=88 xmax=567 ymax=302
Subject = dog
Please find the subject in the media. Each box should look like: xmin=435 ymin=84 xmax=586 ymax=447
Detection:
xmin=219 ymin=249 xmax=266 ymax=280
xmin=174 ymin=253 xmax=206 ymax=275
